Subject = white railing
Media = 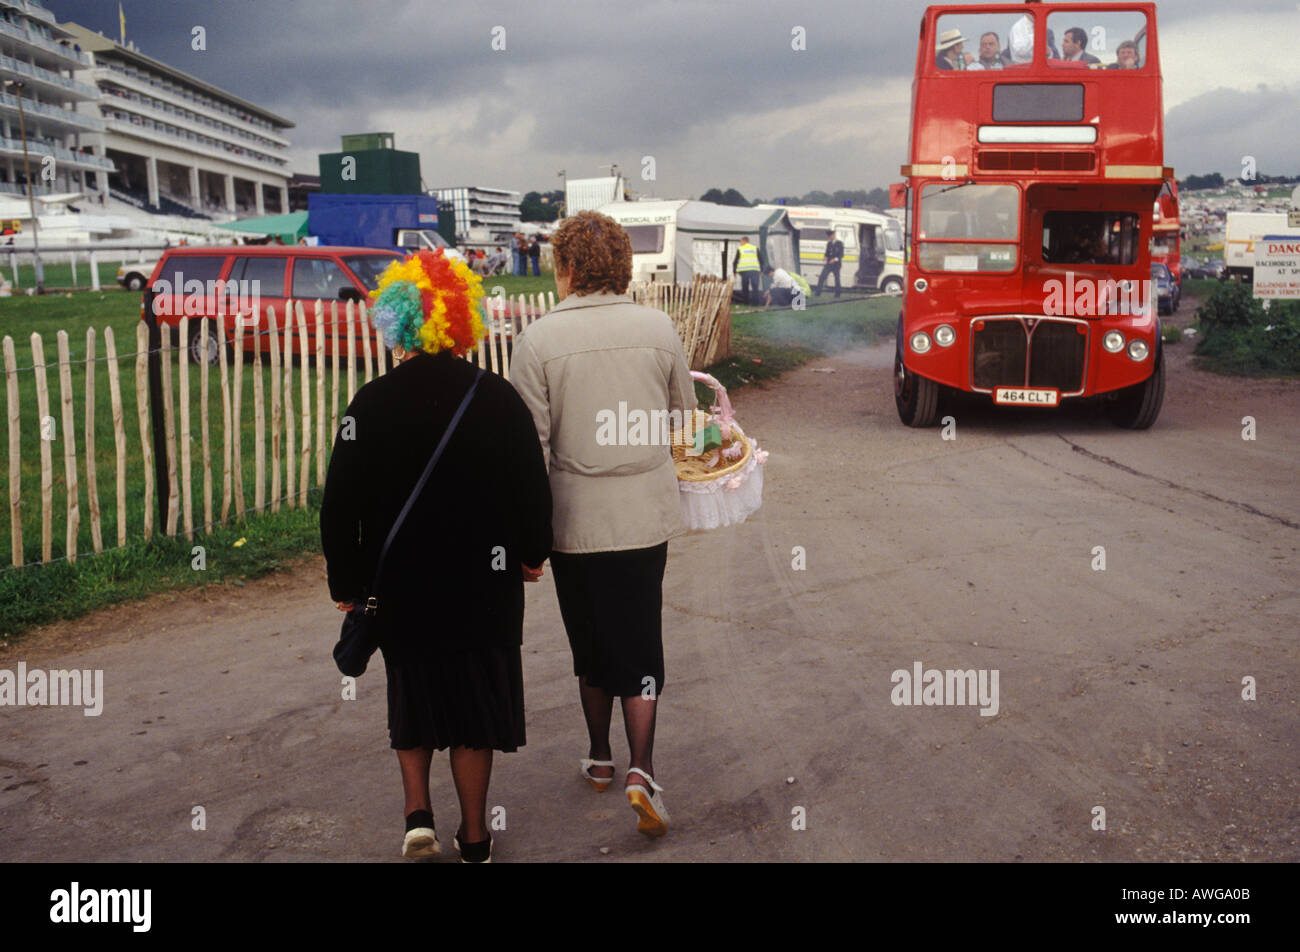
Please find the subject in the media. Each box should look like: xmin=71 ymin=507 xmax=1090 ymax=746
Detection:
xmin=104 ymin=119 xmax=288 ymax=173
xmin=0 ymin=135 xmax=114 ymax=170
xmin=0 ymin=18 xmax=89 ymax=67
xmin=0 ymin=90 xmax=103 ymax=131
xmin=0 ymin=51 xmax=100 ymax=99
xmin=94 ymin=65 xmax=290 ymax=147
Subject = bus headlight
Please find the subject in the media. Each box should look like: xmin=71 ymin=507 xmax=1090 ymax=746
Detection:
xmin=934 ymin=324 xmax=955 ymax=347
xmin=909 ymin=332 xmax=932 ymax=354
xmin=914 ymin=278 xmax=928 ymax=293
xmin=1127 ymin=339 xmax=1149 ymax=361
xmin=1103 ymin=330 xmax=1126 ymax=353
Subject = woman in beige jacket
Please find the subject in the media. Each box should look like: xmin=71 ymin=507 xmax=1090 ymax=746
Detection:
xmin=510 ymin=211 xmax=696 ymax=836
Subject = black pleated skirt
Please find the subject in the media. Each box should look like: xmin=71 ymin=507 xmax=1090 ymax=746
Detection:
xmin=550 ymin=542 xmax=668 ymax=698
xmin=382 ymin=644 xmax=526 ymax=752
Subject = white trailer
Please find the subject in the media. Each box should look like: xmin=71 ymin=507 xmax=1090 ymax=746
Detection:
xmin=598 ymin=199 xmax=799 ymax=288
xmin=1225 ymin=211 xmax=1300 ymax=281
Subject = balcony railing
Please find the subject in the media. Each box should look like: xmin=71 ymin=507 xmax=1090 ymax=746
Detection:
xmin=0 ymin=135 xmax=114 ymax=170
xmin=99 ymin=88 xmax=287 ymax=157
xmin=0 ymin=1 xmax=58 ymax=28
xmin=0 ymin=51 xmax=100 ymax=99
xmin=0 ymin=90 xmax=103 ymax=131
xmin=93 ymin=64 xmax=289 ymax=146
xmin=0 ymin=18 xmax=90 ymax=68
xmin=104 ymin=118 xmax=287 ymax=173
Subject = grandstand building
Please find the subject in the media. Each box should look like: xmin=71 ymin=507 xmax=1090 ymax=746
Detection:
xmin=0 ymin=0 xmax=114 ymax=196
xmin=61 ymin=20 xmax=292 ymax=220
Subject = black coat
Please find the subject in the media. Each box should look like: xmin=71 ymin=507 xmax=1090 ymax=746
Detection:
xmin=320 ymin=351 xmax=552 ymax=655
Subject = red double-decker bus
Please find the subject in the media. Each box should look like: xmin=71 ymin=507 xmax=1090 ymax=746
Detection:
xmin=894 ymin=1 xmax=1170 ymax=429
xmin=1151 ymin=177 xmax=1181 ymax=286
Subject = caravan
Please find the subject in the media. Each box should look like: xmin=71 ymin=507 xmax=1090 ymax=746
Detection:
xmin=597 ymin=200 xmax=799 ymax=289
xmin=759 ymin=205 xmax=905 ymax=293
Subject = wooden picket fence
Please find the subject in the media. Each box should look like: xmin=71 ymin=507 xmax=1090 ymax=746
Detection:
xmin=629 ymin=275 xmax=733 ymax=369
xmin=1 ymin=283 xmax=725 ymax=569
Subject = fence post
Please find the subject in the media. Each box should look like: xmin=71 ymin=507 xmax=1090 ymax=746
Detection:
xmin=268 ymin=308 xmax=281 ymax=513
xmin=178 ymin=317 xmax=193 ymax=540
xmin=345 ymin=300 xmax=356 ymax=404
xmin=231 ymin=316 xmax=245 ymax=518
xmin=253 ymin=310 xmax=265 ymax=513
xmin=90 ymin=250 xmax=101 ymax=292
xmin=56 ymin=331 xmax=80 ymax=562
xmin=135 ymin=323 xmax=154 ymax=541
xmin=200 ymin=319 xmax=213 ymax=533
xmin=218 ymin=319 xmax=232 ymax=524
xmin=104 ymin=327 xmax=127 ymax=547
xmin=3 ymin=335 xmax=22 ymax=566
xmin=315 ymin=301 xmax=326 ymax=486
xmin=31 ymin=332 xmax=52 ymax=562
xmin=70 ymin=252 xmax=78 ymax=289
xmin=159 ymin=325 xmax=179 ymax=537
xmin=283 ymin=309 xmax=296 ymax=509
xmin=84 ymin=328 xmax=103 ymax=553
xmin=295 ymin=301 xmax=311 ymax=506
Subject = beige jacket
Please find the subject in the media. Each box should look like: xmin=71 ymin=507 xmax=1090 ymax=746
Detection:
xmin=510 ymin=291 xmax=696 ymax=554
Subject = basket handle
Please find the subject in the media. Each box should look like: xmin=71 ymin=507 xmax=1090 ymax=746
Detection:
xmin=690 ymin=370 xmax=734 ymax=439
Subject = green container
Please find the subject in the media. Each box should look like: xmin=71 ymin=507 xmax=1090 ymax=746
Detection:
xmin=319 ymin=148 xmax=421 ymax=194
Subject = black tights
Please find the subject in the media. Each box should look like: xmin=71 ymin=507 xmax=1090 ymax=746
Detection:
xmin=579 ymin=675 xmax=658 ymax=786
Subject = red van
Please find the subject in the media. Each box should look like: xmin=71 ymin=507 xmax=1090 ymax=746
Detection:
xmin=142 ymin=245 xmax=403 ymax=365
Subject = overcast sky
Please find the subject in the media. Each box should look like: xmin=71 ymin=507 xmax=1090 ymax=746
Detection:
xmin=45 ymin=0 xmax=1300 ymax=199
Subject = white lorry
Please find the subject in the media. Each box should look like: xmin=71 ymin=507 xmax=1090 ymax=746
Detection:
xmin=1224 ymin=211 xmax=1300 ymax=282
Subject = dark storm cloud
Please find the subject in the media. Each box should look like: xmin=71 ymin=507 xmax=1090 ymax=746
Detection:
xmin=42 ymin=0 xmax=1300 ymax=194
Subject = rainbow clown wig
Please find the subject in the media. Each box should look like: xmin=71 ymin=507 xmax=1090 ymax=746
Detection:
xmin=368 ymin=249 xmax=486 ymax=357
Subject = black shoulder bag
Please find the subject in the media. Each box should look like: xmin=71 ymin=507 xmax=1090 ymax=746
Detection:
xmin=333 ymin=367 xmax=485 ymax=677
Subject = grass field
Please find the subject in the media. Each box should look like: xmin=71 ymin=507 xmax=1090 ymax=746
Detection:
xmin=0 ymin=275 xmax=893 ymax=637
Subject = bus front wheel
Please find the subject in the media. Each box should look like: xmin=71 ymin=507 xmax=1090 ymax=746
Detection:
xmin=1106 ymin=351 xmax=1165 ymax=429
xmin=895 ymin=348 xmax=941 ymax=427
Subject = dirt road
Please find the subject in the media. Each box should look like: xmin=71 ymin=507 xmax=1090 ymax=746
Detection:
xmin=2 ymin=324 xmax=1297 ymax=862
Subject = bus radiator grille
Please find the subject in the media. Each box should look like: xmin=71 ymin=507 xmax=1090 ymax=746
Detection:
xmin=971 ymin=319 xmax=1028 ymax=389
xmin=1028 ymin=322 xmax=1087 ymax=392
xmin=971 ymin=319 xmax=1086 ymax=393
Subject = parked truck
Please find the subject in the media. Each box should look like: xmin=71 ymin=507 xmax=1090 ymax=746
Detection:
xmin=1224 ymin=211 xmax=1300 ymax=282
xmin=307 ymin=193 xmax=462 ymax=259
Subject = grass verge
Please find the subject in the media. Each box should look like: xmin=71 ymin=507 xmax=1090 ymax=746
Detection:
xmin=0 ymin=497 xmax=323 ymax=642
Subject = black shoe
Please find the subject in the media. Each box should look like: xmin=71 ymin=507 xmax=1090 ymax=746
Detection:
xmin=403 ymin=809 xmax=441 ymax=858
xmin=455 ymin=831 xmax=493 ymax=864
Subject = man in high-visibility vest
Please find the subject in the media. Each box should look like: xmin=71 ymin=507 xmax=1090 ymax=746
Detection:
xmin=733 ymin=236 xmax=763 ymax=305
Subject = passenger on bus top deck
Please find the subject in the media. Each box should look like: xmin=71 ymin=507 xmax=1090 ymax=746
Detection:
xmin=1003 ymin=14 xmax=1060 ymax=65
xmin=1060 ymin=27 xmax=1101 ymax=65
xmin=965 ymin=32 xmax=1005 ymax=71
xmin=1109 ymin=40 xmax=1140 ymax=69
xmin=935 ymin=29 xmax=973 ymax=70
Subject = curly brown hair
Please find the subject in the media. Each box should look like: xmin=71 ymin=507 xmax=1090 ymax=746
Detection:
xmin=551 ymin=211 xmax=633 ymax=295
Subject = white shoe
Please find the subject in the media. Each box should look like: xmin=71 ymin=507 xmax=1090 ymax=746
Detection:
xmin=580 ymin=757 xmax=616 ymax=791
xmin=625 ymin=767 xmax=669 ymax=837
xmin=402 ymin=826 xmax=441 ymax=858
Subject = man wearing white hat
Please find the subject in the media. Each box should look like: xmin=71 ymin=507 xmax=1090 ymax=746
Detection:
xmin=936 ymin=28 xmax=973 ymax=70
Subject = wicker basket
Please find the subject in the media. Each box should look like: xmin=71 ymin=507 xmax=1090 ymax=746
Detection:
xmin=670 ymin=372 xmax=766 ymax=531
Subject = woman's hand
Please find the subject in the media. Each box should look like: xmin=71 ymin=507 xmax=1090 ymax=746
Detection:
xmin=522 ymin=563 xmax=544 ymax=583
xmin=336 ymin=600 xmax=356 ymax=612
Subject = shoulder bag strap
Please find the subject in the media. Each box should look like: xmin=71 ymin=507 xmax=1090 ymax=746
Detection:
xmin=364 ymin=366 xmax=485 ymax=615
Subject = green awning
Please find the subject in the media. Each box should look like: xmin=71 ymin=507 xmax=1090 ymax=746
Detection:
xmin=216 ymin=210 xmax=309 ymax=243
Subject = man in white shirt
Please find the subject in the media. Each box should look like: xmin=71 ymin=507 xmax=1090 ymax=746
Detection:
xmin=763 ymin=266 xmax=809 ymax=307
xmin=966 ymin=32 xmax=1005 ymax=70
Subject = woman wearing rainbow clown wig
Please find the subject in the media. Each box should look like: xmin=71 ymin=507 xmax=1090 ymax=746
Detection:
xmin=321 ymin=249 xmax=552 ymax=863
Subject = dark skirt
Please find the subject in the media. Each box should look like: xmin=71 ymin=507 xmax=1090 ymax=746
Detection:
xmin=550 ymin=543 xmax=668 ymax=698
xmin=382 ymin=645 xmax=526 ymax=752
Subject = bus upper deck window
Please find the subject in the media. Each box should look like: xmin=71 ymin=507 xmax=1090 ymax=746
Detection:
xmin=934 ymin=13 xmax=1033 ymax=71
xmin=1046 ymin=11 xmax=1148 ymax=70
